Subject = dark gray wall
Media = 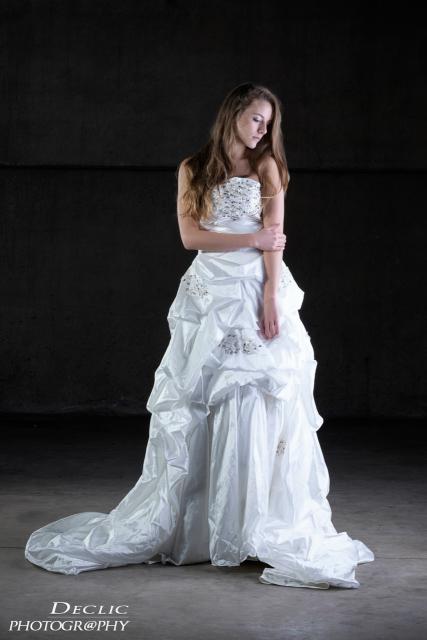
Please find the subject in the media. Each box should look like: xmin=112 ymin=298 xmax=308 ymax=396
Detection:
xmin=1 ymin=2 xmax=425 ymax=417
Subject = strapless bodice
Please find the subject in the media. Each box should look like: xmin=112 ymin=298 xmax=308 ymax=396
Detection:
xmin=199 ymin=176 xmax=263 ymax=235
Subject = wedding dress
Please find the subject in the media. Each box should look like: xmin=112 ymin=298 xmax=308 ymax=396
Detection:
xmin=25 ymin=176 xmax=375 ymax=588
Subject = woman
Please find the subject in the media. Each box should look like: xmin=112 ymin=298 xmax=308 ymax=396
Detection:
xmin=25 ymin=82 xmax=375 ymax=588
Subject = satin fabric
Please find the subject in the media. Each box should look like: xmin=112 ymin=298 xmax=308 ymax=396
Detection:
xmin=24 ymin=177 xmax=374 ymax=587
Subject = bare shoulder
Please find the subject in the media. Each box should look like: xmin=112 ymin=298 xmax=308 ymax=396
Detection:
xmin=259 ymin=156 xmax=291 ymax=196
xmin=178 ymin=155 xmax=191 ymax=169
xmin=177 ymin=157 xmax=192 ymax=201
xmin=259 ymin=155 xmax=279 ymax=173
xmin=177 ymin=156 xmax=192 ymax=181
xmin=176 ymin=157 xmax=197 ymax=243
xmin=259 ymin=156 xmax=281 ymax=185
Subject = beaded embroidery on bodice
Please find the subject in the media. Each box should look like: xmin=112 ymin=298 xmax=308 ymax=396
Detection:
xmin=194 ymin=175 xmax=294 ymax=290
xmin=200 ymin=177 xmax=263 ymax=229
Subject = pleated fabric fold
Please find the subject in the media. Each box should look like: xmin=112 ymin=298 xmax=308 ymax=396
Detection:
xmin=25 ymin=247 xmax=374 ymax=587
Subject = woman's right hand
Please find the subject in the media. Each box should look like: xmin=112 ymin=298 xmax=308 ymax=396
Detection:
xmin=253 ymin=223 xmax=287 ymax=251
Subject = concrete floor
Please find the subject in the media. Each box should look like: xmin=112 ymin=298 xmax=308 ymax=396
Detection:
xmin=1 ymin=417 xmax=426 ymax=640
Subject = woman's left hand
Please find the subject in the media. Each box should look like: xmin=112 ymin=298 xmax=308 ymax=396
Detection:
xmin=260 ymin=283 xmax=280 ymax=339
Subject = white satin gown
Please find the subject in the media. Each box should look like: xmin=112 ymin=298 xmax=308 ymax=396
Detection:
xmin=25 ymin=176 xmax=375 ymax=588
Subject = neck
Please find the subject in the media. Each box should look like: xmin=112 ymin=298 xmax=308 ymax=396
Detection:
xmin=229 ymin=139 xmax=248 ymax=162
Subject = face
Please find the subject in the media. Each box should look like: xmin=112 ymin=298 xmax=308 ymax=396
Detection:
xmin=234 ymin=99 xmax=273 ymax=149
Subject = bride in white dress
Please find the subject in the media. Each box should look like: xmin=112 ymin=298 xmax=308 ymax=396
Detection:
xmin=25 ymin=82 xmax=375 ymax=588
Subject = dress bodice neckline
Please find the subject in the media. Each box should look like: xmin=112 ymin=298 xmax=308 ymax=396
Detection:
xmin=225 ymin=176 xmax=261 ymax=187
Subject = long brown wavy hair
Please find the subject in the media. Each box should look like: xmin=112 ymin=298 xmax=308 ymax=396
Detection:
xmin=177 ymin=82 xmax=290 ymax=222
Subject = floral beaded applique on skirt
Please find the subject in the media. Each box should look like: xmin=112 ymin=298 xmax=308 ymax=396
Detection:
xmin=24 ymin=177 xmax=374 ymax=588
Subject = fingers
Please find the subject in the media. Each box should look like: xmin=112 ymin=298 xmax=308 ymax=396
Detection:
xmin=260 ymin=317 xmax=280 ymax=339
xmin=264 ymin=327 xmax=280 ymax=339
xmin=262 ymin=319 xmax=280 ymax=339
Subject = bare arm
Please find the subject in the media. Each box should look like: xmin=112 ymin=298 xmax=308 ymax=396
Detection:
xmin=259 ymin=158 xmax=288 ymax=339
xmin=182 ymin=224 xmax=258 ymax=252
xmin=176 ymin=160 xmax=285 ymax=252
xmin=261 ymin=158 xmax=286 ymax=297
